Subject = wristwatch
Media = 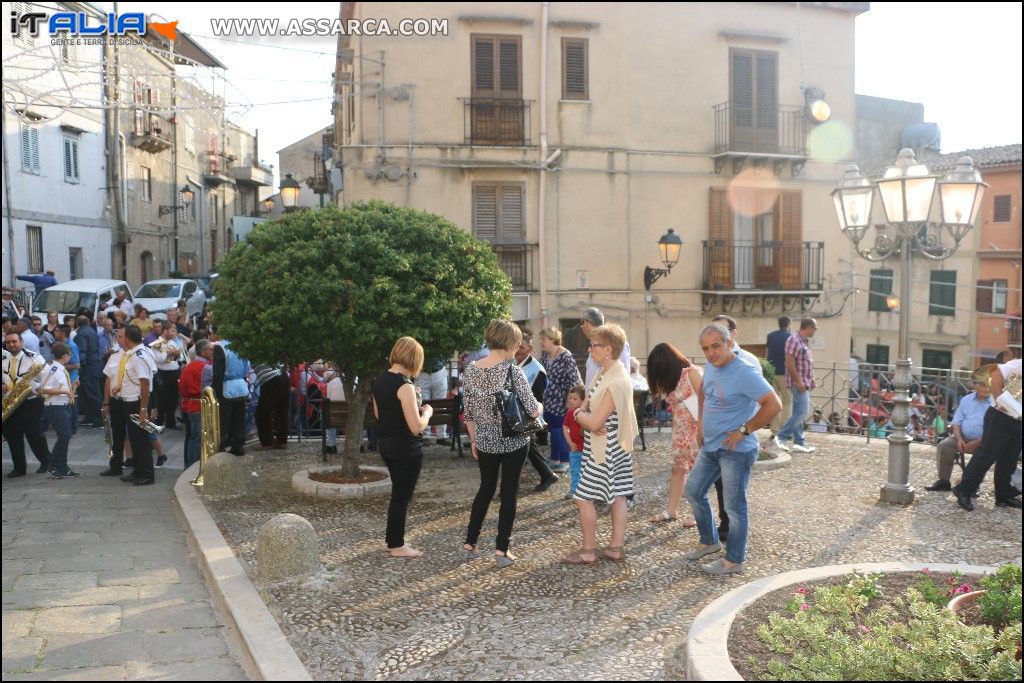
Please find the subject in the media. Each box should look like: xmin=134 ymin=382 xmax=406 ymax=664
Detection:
xmin=738 ymin=424 xmax=750 ymax=435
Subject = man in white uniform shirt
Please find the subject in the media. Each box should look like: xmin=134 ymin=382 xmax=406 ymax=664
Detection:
xmin=116 ymin=325 xmax=157 ymax=485
xmin=100 ymin=328 xmax=130 ymax=476
xmin=151 ymin=324 xmax=185 ymax=429
xmin=3 ymin=330 xmax=52 ymax=477
xmin=39 ymin=341 xmax=79 ymax=479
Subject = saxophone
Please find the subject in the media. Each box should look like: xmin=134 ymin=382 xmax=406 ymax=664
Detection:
xmin=2 ymin=361 xmax=45 ymax=423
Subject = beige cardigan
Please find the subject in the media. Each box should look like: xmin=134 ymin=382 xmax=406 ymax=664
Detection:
xmin=587 ymin=361 xmax=639 ymax=464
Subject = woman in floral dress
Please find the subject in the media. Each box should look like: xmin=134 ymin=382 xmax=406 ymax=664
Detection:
xmin=645 ymin=342 xmax=702 ymax=527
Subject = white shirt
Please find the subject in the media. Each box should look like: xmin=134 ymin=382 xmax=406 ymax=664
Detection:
xmin=998 ymin=357 xmax=1022 ymax=381
xmin=153 ymin=337 xmax=185 ymax=371
xmin=3 ymin=349 xmax=46 ymax=396
xmin=326 ymin=377 xmax=346 ymax=402
xmin=119 ymin=345 xmax=157 ymax=402
xmin=40 ymin=361 xmax=72 ymax=406
xmin=115 ymin=299 xmax=134 ymax=317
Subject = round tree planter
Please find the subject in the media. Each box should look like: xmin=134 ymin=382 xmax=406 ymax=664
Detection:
xmin=685 ymin=562 xmax=994 ymax=681
xmin=751 ymin=450 xmax=791 ymax=473
xmin=946 ymin=589 xmax=986 ymax=624
xmin=292 ymin=465 xmax=391 ymax=499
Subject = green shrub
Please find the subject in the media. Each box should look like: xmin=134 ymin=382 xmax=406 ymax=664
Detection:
xmin=914 ymin=569 xmax=970 ymax=609
xmin=753 ymin=571 xmax=1022 ymax=681
xmin=978 ymin=564 xmax=1022 ymax=629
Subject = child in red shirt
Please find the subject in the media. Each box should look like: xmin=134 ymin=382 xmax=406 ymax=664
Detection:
xmin=562 ymin=384 xmax=586 ymax=499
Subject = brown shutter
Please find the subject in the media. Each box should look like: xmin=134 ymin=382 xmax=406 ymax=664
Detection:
xmin=976 ymin=279 xmax=993 ymax=313
xmin=730 ymin=51 xmax=753 ymax=130
xmin=994 ymin=195 xmax=1011 ymax=223
xmin=562 ymin=38 xmax=588 ymax=100
xmin=708 ymin=188 xmax=733 ymax=288
xmin=498 ymin=38 xmax=521 ymax=97
xmin=779 ymin=190 xmax=802 ymax=289
xmin=498 ymin=185 xmax=525 ymax=243
xmin=754 ymin=52 xmax=778 ymax=133
xmin=473 ymin=184 xmax=498 ymax=241
xmin=472 ymin=36 xmax=496 ymax=97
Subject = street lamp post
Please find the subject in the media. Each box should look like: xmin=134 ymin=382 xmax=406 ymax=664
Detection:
xmin=832 ymin=149 xmax=987 ymax=504
xmin=279 ymin=173 xmax=301 ymax=213
xmin=643 ymin=228 xmax=684 ymax=290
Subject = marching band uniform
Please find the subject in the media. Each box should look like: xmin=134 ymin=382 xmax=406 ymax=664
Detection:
xmin=3 ymin=348 xmax=51 ymax=477
xmin=119 ymin=344 xmax=158 ymax=484
xmin=153 ymin=336 xmax=185 ymax=429
xmin=101 ymin=346 xmax=130 ymax=476
xmin=40 ymin=359 xmax=76 ymax=478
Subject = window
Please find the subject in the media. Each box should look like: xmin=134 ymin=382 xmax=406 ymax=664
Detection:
xmin=472 ymin=183 xmax=524 ymax=243
xmin=141 ymin=166 xmax=151 ymax=201
xmin=869 ymin=269 xmax=893 ymax=312
xmin=184 ymin=120 xmax=195 ymax=153
xmin=921 ymin=349 xmax=952 ymax=371
xmin=562 ymin=38 xmax=588 ymax=100
xmin=993 ymin=195 xmax=1011 ymax=223
xmin=63 ymin=136 xmax=80 ymax=183
xmin=68 ymin=247 xmax=82 ymax=280
xmin=20 ymin=122 xmax=40 ymax=173
xmin=928 ymin=270 xmax=956 ymax=316
xmin=977 ymin=279 xmax=1008 ymax=314
xmin=472 ymin=34 xmax=522 ymax=98
xmin=866 ymin=344 xmax=889 ymax=367
xmin=730 ymin=48 xmax=778 ymax=152
xmin=210 ymin=194 xmax=219 ymax=227
xmin=27 ymin=225 xmax=43 ymax=273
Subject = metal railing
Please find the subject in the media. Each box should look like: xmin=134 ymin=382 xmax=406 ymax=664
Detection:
xmin=713 ymin=102 xmax=807 ymax=156
xmin=461 ymin=98 xmax=532 ymax=146
xmin=702 ymin=240 xmax=824 ymax=290
xmin=491 ymin=243 xmax=538 ymax=291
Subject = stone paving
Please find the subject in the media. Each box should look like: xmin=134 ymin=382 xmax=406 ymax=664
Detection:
xmin=205 ymin=431 xmax=1022 ymax=680
xmin=2 ymin=426 xmax=247 ymax=680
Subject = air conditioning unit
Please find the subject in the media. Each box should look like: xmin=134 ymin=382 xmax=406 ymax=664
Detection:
xmin=511 ymin=293 xmax=531 ymax=321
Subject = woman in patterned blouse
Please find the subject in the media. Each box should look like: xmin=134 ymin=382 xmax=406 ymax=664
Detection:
xmin=461 ymin=320 xmax=542 ymax=568
xmin=540 ymin=327 xmax=582 ymax=472
xmin=645 ymin=343 xmax=703 ymax=527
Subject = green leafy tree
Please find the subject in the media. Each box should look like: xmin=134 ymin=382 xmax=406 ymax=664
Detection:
xmin=213 ymin=201 xmax=511 ymax=475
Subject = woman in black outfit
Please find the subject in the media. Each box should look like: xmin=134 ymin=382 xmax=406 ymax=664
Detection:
xmin=372 ymin=337 xmax=434 ymax=558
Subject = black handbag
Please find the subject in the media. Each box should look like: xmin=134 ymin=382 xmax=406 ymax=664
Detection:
xmin=496 ymin=365 xmax=547 ymax=437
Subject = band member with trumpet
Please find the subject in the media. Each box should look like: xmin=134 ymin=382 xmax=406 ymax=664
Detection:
xmin=39 ymin=341 xmax=79 ymax=479
xmin=122 ymin=325 xmax=157 ymax=485
xmin=151 ymin=323 xmax=185 ymax=429
xmin=3 ymin=330 xmax=51 ymax=477
xmin=100 ymin=327 xmax=129 ymax=476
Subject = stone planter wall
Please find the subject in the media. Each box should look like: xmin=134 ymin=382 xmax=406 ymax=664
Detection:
xmin=291 ymin=465 xmax=391 ymax=499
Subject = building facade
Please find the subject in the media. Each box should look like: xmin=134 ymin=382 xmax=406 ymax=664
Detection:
xmin=333 ymin=2 xmax=866 ymax=363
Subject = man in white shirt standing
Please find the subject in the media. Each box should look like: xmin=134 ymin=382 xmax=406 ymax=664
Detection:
xmin=151 ymin=324 xmax=185 ymax=430
xmin=3 ymin=330 xmax=51 ymax=477
xmin=117 ymin=325 xmax=157 ymax=486
xmin=100 ymin=327 xmax=130 ymax=477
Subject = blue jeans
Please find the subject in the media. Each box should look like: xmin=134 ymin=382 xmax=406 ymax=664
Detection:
xmin=778 ymin=388 xmax=809 ymax=446
xmin=685 ymin=447 xmax=758 ymax=564
xmin=325 ymin=427 xmax=338 ymax=447
xmin=545 ymin=411 xmax=570 ymax=464
xmin=45 ymin=404 xmax=75 ymax=475
xmin=184 ymin=412 xmax=201 ymax=468
xmin=569 ymin=451 xmax=583 ymax=493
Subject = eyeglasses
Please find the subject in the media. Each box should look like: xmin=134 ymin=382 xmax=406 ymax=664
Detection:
xmin=589 ymin=342 xmax=609 ymax=349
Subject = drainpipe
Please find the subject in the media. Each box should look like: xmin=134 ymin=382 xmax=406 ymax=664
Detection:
xmin=538 ymin=1 xmax=550 ymax=327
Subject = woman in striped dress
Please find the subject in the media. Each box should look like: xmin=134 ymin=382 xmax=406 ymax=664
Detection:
xmin=563 ymin=323 xmax=639 ymax=565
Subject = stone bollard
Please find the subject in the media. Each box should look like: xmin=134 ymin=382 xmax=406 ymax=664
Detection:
xmin=203 ymin=452 xmax=255 ymax=497
xmin=256 ymin=513 xmax=320 ymax=581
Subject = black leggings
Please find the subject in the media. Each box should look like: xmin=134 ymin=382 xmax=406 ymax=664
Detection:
xmin=379 ymin=437 xmax=424 ymax=549
xmin=465 ymin=445 xmax=529 ymax=553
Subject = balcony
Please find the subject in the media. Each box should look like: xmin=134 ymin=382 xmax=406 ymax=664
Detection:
xmin=491 ymin=243 xmax=538 ymax=291
xmin=712 ymin=102 xmax=808 ymax=176
xmin=701 ymin=240 xmax=823 ymax=315
xmin=130 ymin=129 xmax=172 ymax=154
xmin=310 ymin=152 xmax=330 ymax=194
xmin=203 ymin=154 xmax=235 ymax=186
xmin=461 ymin=98 xmax=531 ymax=146
xmin=232 ymin=163 xmax=273 ymax=187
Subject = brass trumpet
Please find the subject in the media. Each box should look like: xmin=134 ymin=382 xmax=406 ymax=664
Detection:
xmin=130 ymin=413 xmax=165 ymax=434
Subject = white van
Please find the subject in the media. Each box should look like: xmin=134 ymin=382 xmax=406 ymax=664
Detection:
xmin=31 ymin=279 xmax=134 ymax=322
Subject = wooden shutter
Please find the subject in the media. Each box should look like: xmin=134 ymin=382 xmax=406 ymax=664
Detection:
xmin=472 ymin=36 xmax=496 ymax=97
xmin=779 ymin=190 xmax=802 ymax=288
xmin=64 ymin=138 xmax=73 ymax=180
xmin=562 ymin=38 xmax=588 ymax=100
xmin=993 ymin=195 xmax=1011 ymax=223
xmin=731 ymin=51 xmax=753 ymax=129
xmin=473 ymin=184 xmax=498 ymax=241
xmin=976 ymin=279 xmax=993 ymax=313
xmin=472 ymin=35 xmax=521 ymax=98
xmin=498 ymin=185 xmax=524 ymax=243
xmin=730 ymin=49 xmax=778 ymax=152
xmin=20 ymin=123 xmax=32 ymax=171
xmin=498 ymin=38 xmax=521 ymax=96
xmin=148 ymin=89 xmax=160 ymax=134
xmin=708 ymin=188 xmax=733 ymax=288
xmin=755 ymin=52 xmax=778 ymax=132
xmin=929 ymin=270 xmax=956 ymax=316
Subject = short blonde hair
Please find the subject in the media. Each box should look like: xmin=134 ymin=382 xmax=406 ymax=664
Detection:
xmin=389 ymin=336 xmax=425 ymax=376
xmin=592 ymin=323 xmax=627 ymax=359
xmin=540 ymin=326 xmax=562 ymax=345
xmin=484 ymin=319 xmax=522 ymax=352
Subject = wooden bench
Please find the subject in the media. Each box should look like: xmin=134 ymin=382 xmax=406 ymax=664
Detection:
xmin=322 ymin=396 xmax=464 ymax=458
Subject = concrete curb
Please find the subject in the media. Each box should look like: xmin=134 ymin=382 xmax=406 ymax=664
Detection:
xmin=751 ymin=451 xmax=792 ymax=472
xmin=292 ymin=465 xmax=391 ymax=498
xmin=173 ymin=464 xmax=312 ymax=681
xmin=685 ymin=561 xmax=995 ymax=681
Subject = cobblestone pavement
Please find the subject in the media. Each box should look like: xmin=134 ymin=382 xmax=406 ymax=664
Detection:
xmin=2 ymin=424 xmax=247 ymax=681
xmin=206 ymin=432 xmax=1021 ymax=680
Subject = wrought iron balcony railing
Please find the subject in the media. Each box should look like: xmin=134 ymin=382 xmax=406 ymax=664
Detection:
xmin=490 ymin=243 xmax=538 ymax=291
xmin=713 ymin=102 xmax=808 ymax=156
xmin=461 ymin=98 xmax=531 ymax=146
xmin=702 ymin=240 xmax=823 ymax=291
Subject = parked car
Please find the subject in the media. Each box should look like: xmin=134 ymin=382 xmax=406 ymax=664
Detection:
xmin=194 ymin=272 xmax=218 ymax=305
xmin=133 ymin=278 xmax=206 ymax=322
xmin=31 ymin=279 xmax=133 ymax=323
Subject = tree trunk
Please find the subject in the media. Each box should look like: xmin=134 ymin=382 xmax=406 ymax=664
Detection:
xmin=340 ymin=380 xmax=373 ymax=478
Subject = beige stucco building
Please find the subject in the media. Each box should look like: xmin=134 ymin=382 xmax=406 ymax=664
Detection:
xmin=333 ymin=2 xmax=867 ymax=363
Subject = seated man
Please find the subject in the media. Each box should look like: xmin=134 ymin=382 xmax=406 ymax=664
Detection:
xmin=925 ymin=377 xmax=990 ymax=492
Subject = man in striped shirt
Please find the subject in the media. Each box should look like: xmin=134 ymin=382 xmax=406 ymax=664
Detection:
xmin=778 ymin=317 xmax=817 ymax=453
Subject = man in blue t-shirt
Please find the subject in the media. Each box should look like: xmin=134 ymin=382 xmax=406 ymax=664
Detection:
xmin=764 ymin=315 xmax=792 ymax=450
xmin=685 ymin=322 xmax=781 ymax=576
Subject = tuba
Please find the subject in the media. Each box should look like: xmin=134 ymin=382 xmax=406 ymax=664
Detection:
xmin=2 ymin=362 xmax=45 ymax=423
xmin=192 ymin=386 xmax=220 ymax=486
xmin=973 ymin=363 xmax=1022 ymax=420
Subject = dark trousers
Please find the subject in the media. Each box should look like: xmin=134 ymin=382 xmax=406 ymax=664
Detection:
xmin=465 ymin=445 xmax=529 ymax=553
xmin=80 ymin=371 xmax=103 ymax=424
xmin=379 ymin=437 xmax=424 ymax=549
xmin=715 ymin=477 xmax=731 ymax=537
xmin=45 ymin=404 xmax=74 ymax=475
xmin=957 ymin=407 xmax=1023 ymax=501
xmin=156 ymin=368 xmax=180 ymax=426
xmin=256 ymin=375 xmax=290 ymax=446
xmin=220 ymin=397 xmax=247 ymax=455
xmin=109 ymin=398 xmax=128 ymax=470
xmin=526 ymin=437 xmax=556 ymax=482
xmin=123 ymin=399 xmax=154 ymax=480
xmin=3 ymin=397 xmax=50 ymax=473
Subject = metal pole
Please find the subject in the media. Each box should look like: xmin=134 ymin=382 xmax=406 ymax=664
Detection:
xmin=881 ymin=241 xmax=914 ymax=504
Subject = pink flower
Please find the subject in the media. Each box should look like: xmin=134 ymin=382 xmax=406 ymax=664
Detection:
xmin=796 ymin=587 xmax=807 ymax=595
xmin=920 ymin=568 xmax=931 ymax=574
xmin=800 ymin=603 xmax=810 ymax=612
xmin=859 ymin=625 xmax=871 ymax=633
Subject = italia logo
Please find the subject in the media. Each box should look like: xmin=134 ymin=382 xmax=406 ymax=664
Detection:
xmin=10 ymin=11 xmax=178 ymax=40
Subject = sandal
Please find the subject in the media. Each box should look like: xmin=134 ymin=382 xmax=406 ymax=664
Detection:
xmin=561 ymin=548 xmax=598 ymax=565
xmin=649 ymin=511 xmax=677 ymax=524
xmin=681 ymin=517 xmax=698 ymax=528
xmin=462 ymin=544 xmax=481 ymax=560
xmin=603 ymin=546 xmax=627 ymax=562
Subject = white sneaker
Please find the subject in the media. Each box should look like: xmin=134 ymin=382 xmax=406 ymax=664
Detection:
xmin=791 ymin=444 xmax=816 ymax=453
xmin=770 ymin=436 xmax=790 ymax=452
